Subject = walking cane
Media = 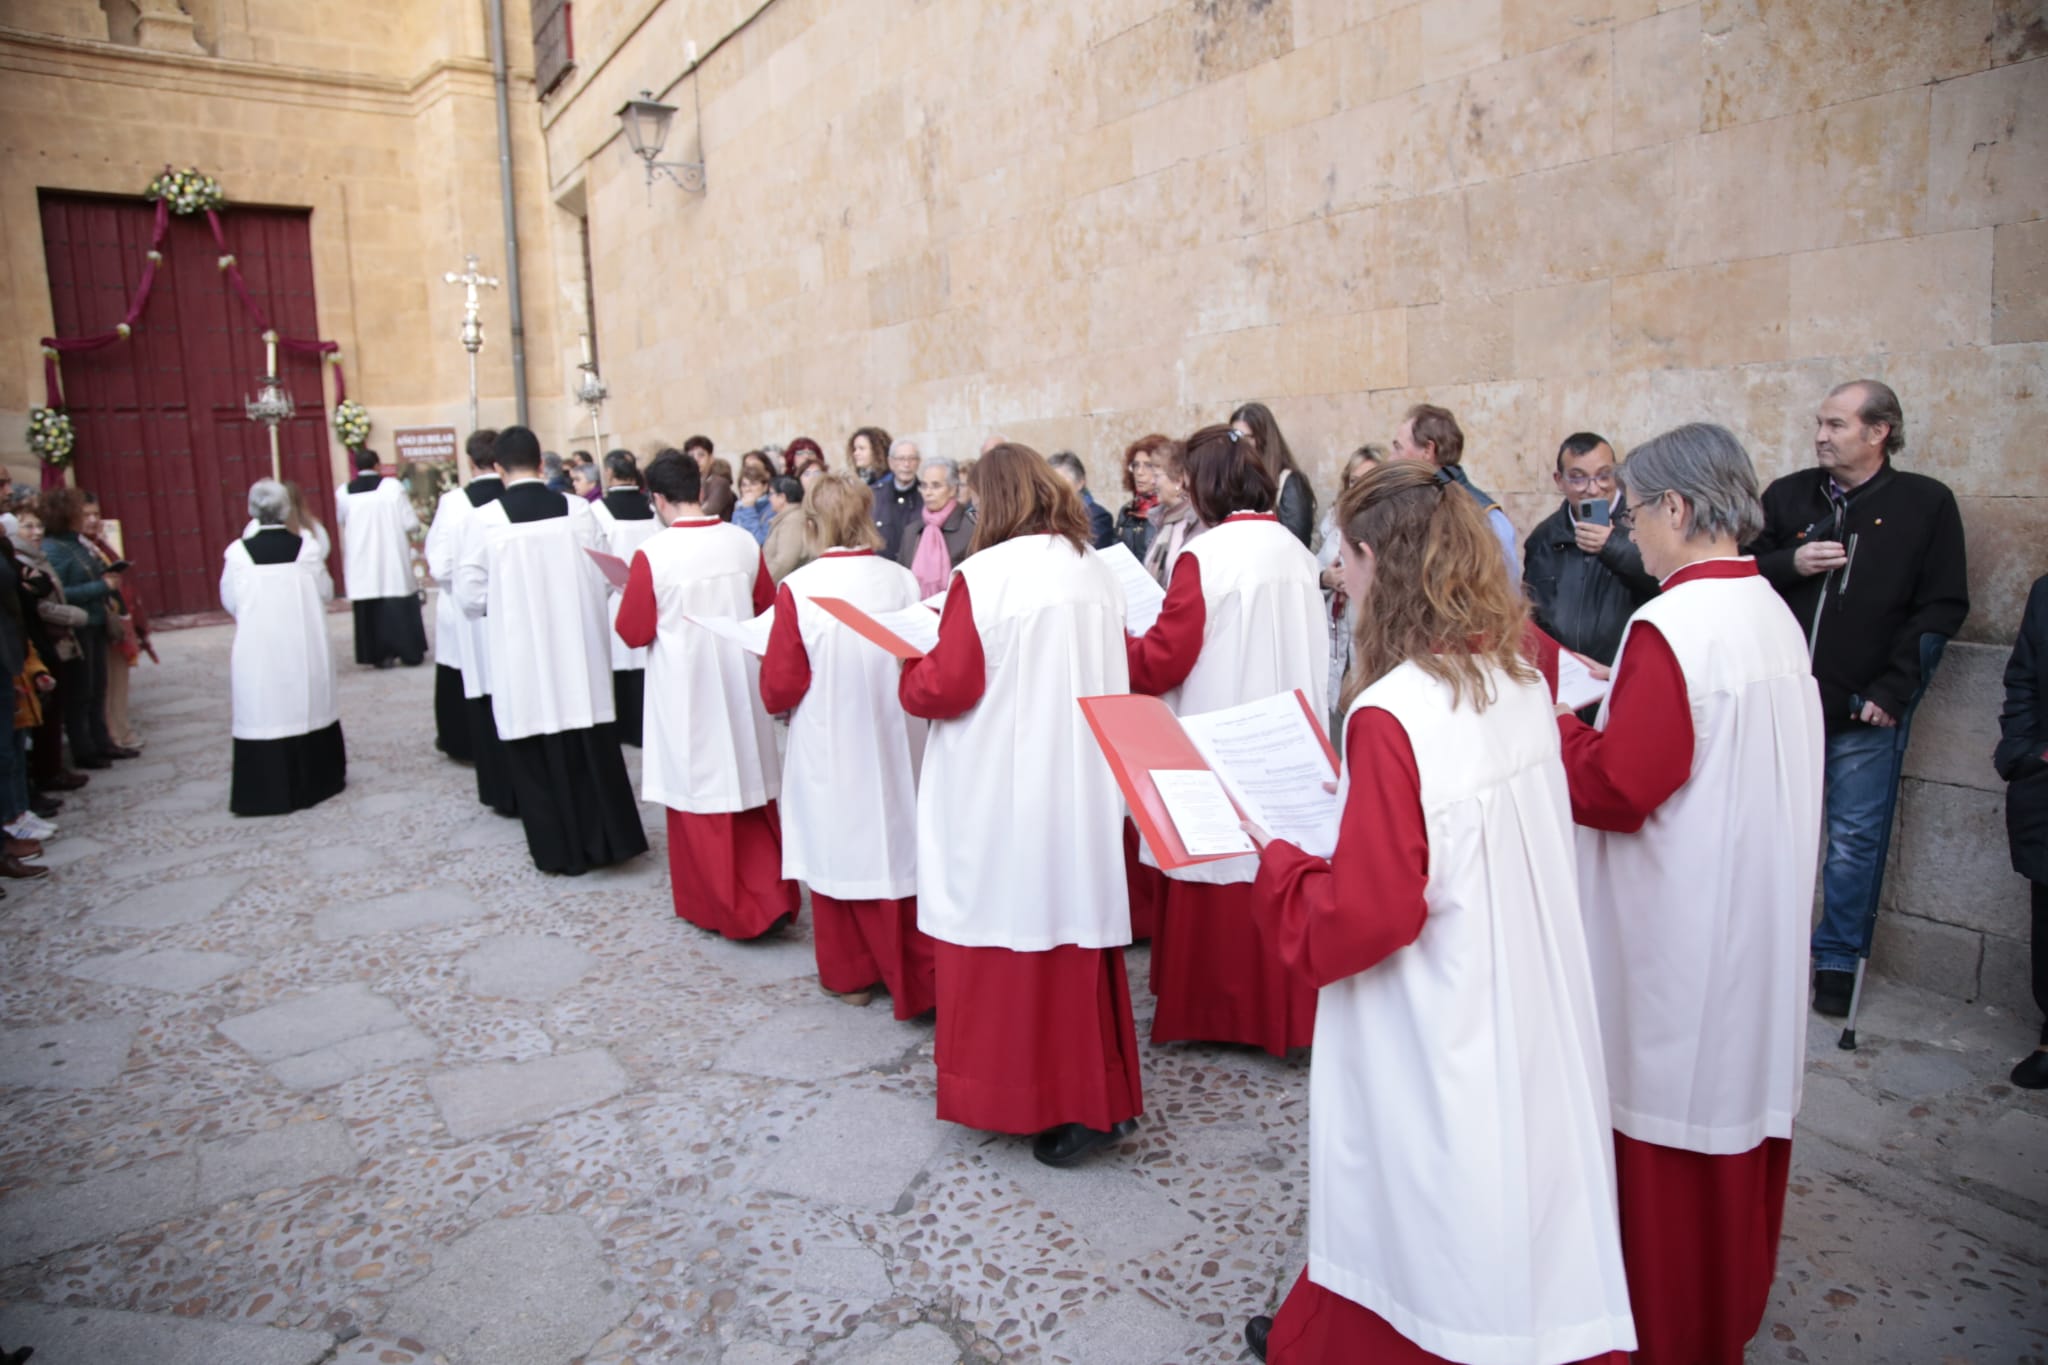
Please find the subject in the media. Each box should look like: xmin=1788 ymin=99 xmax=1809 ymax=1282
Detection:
xmin=1838 ymin=631 xmax=1948 ymax=1051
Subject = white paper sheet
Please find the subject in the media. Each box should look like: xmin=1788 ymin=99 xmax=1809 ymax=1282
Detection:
xmin=1557 ymin=651 xmax=1611 ymax=711
xmin=1094 ymin=542 xmax=1167 ymax=634
xmin=1179 ymin=691 xmax=1339 ymax=857
xmin=870 ymin=605 xmax=941 ymax=655
xmin=684 ymin=610 xmax=774 ymax=657
xmin=920 ymin=590 xmax=948 ymax=612
xmin=1149 ymin=768 xmax=1256 ymax=857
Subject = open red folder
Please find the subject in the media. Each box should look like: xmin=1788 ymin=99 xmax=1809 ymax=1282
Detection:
xmin=1080 ymin=690 xmax=1339 ymax=871
xmin=585 ymin=548 xmax=630 ymax=589
xmin=811 ymin=596 xmax=936 ymax=660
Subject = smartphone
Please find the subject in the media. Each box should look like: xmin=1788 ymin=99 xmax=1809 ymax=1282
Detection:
xmin=108 ymin=559 xmax=132 ymax=573
xmin=1575 ymin=498 xmax=1611 ymax=526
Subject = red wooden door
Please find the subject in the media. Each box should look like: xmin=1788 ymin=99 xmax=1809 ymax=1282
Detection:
xmin=38 ymin=192 xmax=336 ymax=617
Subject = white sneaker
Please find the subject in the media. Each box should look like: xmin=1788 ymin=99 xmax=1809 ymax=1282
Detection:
xmin=6 ymin=815 xmax=55 ymax=841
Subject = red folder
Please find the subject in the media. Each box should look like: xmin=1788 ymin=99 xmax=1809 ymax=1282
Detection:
xmin=585 ymin=548 xmax=630 ymax=589
xmin=811 ymin=595 xmax=927 ymax=660
xmin=1079 ymin=694 xmax=1239 ymax=871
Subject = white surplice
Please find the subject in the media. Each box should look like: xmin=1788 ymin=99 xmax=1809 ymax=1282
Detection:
xmin=1312 ymin=660 xmax=1636 ymax=1364
xmin=334 ymin=476 xmax=419 ymax=600
xmin=220 ymin=530 xmax=338 ymax=741
xmin=917 ymin=534 xmax=1131 ymax=951
xmin=777 ymin=550 xmax=927 ymax=899
xmin=1576 ymin=569 xmax=1824 ymax=1155
xmin=423 ymin=485 xmax=470 ymax=672
xmin=451 ymin=483 xmax=614 ymax=741
xmin=589 ymin=497 xmax=662 ymax=673
xmin=1146 ymin=513 xmax=1328 ymax=886
xmin=634 ymin=519 xmax=779 ymax=813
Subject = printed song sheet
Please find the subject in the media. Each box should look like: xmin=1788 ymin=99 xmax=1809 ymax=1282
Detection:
xmin=810 ymin=597 xmax=937 ymax=659
xmin=1149 ymin=769 xmax=1256 ymax=857
xmin=585 ymin=548 xmax=631 ymax=590
xmin=870 ymin=606 xmax=941 ymax=655
xmin=1557 ymin=652 xmax=1611 ymax=711
xmin=1094 ymin=543 xmax=1166 ymax=633
xmin=684 ymin=610 xmax=774 ymax=656
xmin=1179 ymin=692 xmax=1340 ymax=857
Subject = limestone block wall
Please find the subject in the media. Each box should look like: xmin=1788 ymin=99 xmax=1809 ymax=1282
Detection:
xmin=0 ymin=0 xmax=570 ymax=483
xmin=544 ymin=0 xmax=2045 ymax=1014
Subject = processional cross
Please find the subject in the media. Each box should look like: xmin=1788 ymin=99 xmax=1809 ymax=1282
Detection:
xmin=443 ymin=255 xmax=500 ymax=469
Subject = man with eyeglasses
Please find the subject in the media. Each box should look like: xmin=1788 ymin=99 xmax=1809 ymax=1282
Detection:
xmin=1748 ymin=379 xmax=1969 ymax=1019
xmin=1522 ymin=432 xmax=1659 ymax=665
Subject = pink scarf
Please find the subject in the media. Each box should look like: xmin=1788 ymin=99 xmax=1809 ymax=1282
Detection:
xmin=911 ymin=501 xmax=957 ymax=598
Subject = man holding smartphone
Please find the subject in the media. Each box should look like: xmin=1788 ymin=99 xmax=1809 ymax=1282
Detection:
xmin=1749 ymin=380 xmax=1970 ymax=1018
xmin=1522 ymin=431 xmax=1659 ymax=664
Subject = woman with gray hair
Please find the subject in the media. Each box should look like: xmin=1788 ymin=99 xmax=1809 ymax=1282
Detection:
xmin=1554 ymin=423 xmax=1824 ymax=1363
xmin=220 ymin=479 xmax=346 ymax=816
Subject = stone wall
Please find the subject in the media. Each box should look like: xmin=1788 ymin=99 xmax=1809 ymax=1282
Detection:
xmin=543 ymin=0 xmax=2046 ymax=1013
xmin=0 ymin=0 xmax=572 ymax=484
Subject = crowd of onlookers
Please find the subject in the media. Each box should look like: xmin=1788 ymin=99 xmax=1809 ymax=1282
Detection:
xmin=0 ymin=469 xmax=153 ymax=887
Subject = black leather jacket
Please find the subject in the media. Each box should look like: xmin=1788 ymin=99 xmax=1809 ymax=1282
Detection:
xmin=1521 ymin=502 xmax=1659 ymax=664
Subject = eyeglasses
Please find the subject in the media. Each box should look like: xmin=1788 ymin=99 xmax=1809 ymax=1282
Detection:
xmin=1561 ymin=468 xmax=1616 ymax=490
xmin=1613 ymin=491 xmax=1662 ymax=530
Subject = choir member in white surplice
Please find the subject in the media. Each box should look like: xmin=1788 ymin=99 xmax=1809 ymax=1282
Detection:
xmin=448 ymin=439 xmax=518 ymax=813
xmin=615 ymin=451 xmax=798 ymax=938
xmin=1240 ymin=461 xmax=1635 ymax=1365
xmin=1557 ymin=425 xmax=1823 ymax=1365
xmin=334 ymin=448 xmax=428 ymax=669
xmin=423 ymin=429 xmax=497 ymax=764
xmin=588 ymin=449 xmax=662 ymax=747
xmin=899 ymin=444 xmax=1142 ymax=1169
xmin=1125 ymin=424 xmax=1327 ymax=1056
xmin=453 ymin=426 xmax=647 ymax=875
xmin=761 ymin=473 xmax=936 ymax=1017
xmin=222 ymin=479 xmax=347 ymax=817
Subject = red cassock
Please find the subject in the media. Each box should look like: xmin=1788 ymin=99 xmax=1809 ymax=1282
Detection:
xmin=1558 ymin=559 xmax=1806 ymax=1365
xmin=1123 ymin=818 xmax=1162 ymax=944
xmin=616 ymin=530 xmax=798 ymax=939
xmin=1127 ymin=545 xmax=1318 ymax=1056
xmin=901 ymin=568 xmax=1143 ymax=1135
xmin=761 ymin=573 xmax=937 ymax=1019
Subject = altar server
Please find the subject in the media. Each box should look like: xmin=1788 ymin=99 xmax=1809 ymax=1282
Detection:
xmin=1241 ymin=460 xmax=1634 ymax=1365
xmin=424 ymin=429 xmax=495 ymax=763
xmin=334 ymin=448 xmax=428 ymax=669
xmin=761 ymin=474 xmax=935 ymax=1017
xmin=615 ymin=450 xmax=796 ymax=937
xmin=899 ymin=443 xmax=1141 ymax=1168
xmin=590 ymin=449 xmax=662 ymax=746
xmin=1558 ymin=424 xmax=1822 ymax=1365
xmin=1126 ymin=424 xmax=1327 ymax=1055
xmin=453 ymin=427 xmax=646 ymax=875
xmin=222 ymin=479 xmax=346 ymax=816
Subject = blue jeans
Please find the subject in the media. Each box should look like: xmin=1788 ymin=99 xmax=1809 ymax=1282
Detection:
xmin=1812 ymin=725 xmax=1903 ymax=973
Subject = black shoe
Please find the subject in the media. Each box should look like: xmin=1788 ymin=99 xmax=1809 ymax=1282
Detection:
xmin=376 ymin=658 xmax=397 ymax=670
xmin=2013 ymin=1049 xmax=2048 ymax=1090
xmin=76 ymin=756 xmax=112 ymax=770
xmin=1244 ymin=1316 xmax=1271 ymax=1361
xmin=765 ymin=911 xmax=796 ymax=936
xmin=1812 ymin=969 xmax=1855 ymax=1018
xmin=107 ymin=745 xmax=141 ymax=760
xmin=1032 ymin=1117 xmax=1137 ymax=1168
xmin=30 ymin=799 xmax=60 ymax=819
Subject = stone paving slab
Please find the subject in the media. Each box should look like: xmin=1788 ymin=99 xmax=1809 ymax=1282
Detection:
xmin=30 ymin=835 xmax=109 ymax=869
xmin=0 ymin=1302 xmax=334 ymax=1365
xmin=718 ymin=1000 xmax=929 ymax=1082
xmin=0 ymin=1016 xmax=140 ymax=1089
xmin=849 ymin=1323 xmax=963 ymax=1364
xmin=195 ymin=1118 xmax=361 ymax=1204
xmin=218 ymin=981 xmax=410 ymax=1061
xmin=426 ymin=1048 xmax=630 ymax=1140
xmin=381 ymin=1214 xmax=633 ymax=1364
xmin=68 ymin=945 xmax=250 ymax=993
xmin=89 ymin=871 xmax=252 ymax=929
xmin=458 ymin=931 xmax=597 ymax=1000
xmin=755 ymin=1088 xmax=951 ymax=1212
xmin=269 ymin=1023 xmax=441 ymax=1091
xmin=0 ymin=1154 xmax=199 ymax=1264
xmin=312 ymin=885 xmax=485 ymax=940
xmin=974 ymin=1139 xmax=1204 ymax=1264
xmin=1953 ymin=1108 xmax=2048 ymax=1207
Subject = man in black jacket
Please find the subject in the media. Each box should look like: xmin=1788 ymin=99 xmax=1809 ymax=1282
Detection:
xmin=1748 ymin=379 xmax=1969 ymax=1017
xmin=1522 ymin=432 xmax=1659 ymax=663
xmin=1996 ymin=573 xmax=2048 ymax=1088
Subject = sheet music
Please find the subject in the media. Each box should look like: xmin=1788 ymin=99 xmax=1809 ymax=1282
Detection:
xmin=1149 ymin=769 xmax=1256 ymax=857
xmin=871 ymin=606 xmax=941 ymax=655
xmin=1094 ymin=543 xmax=1166 ymax=634
xmin=585 ymin=547 xmax=631 ymax=590
xmin=1179 ymin=692 xmax=1339 ymax=857
xmin=1557 ymin=652 xmax=1610 ymax=711
xmin=684 ymin=610 xmax=774 ymax=656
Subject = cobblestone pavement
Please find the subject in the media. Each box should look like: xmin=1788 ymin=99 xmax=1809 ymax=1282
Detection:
xmin=0 ymin=611 xmax=2042 ymax=1364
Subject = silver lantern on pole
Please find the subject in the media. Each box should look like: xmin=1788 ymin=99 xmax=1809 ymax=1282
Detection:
xmin=243 ymin=328 xmax=294 ymax=481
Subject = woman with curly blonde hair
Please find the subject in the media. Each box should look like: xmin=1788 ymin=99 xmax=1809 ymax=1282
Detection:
xmin=1240 ymin=460 xmax=1634 ymax=1365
